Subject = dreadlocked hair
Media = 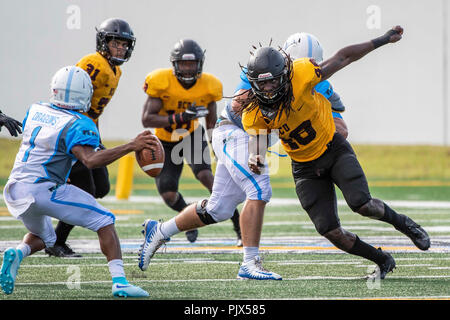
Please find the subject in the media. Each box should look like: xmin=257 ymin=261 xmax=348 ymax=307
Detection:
xmin=232 ymin=47 xmax=295 ymax=122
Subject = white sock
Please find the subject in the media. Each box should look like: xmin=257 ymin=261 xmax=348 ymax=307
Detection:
xmin=108 ymin=259 xmax=126 ymax=279
xmin=243 ymin=247 xmax=259 ymax=263
xmin=159 ymin=217 xmax=180 ymax=238
xmin=16 ymin=243 xmax=31 ymax=260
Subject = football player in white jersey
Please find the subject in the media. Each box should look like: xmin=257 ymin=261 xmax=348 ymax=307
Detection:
xmin=137 ymin=67 xmax=281 ymax=280
xmin=0 ymin=66 xmax=157 ymax=298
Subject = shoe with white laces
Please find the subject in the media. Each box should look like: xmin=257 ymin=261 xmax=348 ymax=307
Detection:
xmin=138 ymin=219 xmax=170 ymax=271
xmin=0 ymin=248 xmax=21 ymax=295
xmin=112 ymin=283 xmax=149 ymax=298
xmin=237 ymin=256 xmax=282 ymax=280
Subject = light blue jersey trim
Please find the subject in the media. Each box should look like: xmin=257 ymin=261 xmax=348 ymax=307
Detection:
xmin=222 ymin=130 xmax=262 ymax=200
xmin=307 ymin=34 xmax=313 ymax=58
xmin=22 ymin=126 xmax=42 ymax=162
xmin=64 ymin=67 xmax=76 ymax=103
xmin=332 ymin=112 xmax=343 ymax=119
xmin=50 ymin=190 xmax=115 ymax=223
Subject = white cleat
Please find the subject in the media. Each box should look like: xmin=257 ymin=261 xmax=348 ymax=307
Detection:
xmin=237 ymin=256 xmax=282 ymax=280
xmin=0 ymin=248 xmax=21 ymax=295
xmin=112 ymin=283 xmax=149 ymax=298
xmin=138 ymin=219 xmax=170 ymax=271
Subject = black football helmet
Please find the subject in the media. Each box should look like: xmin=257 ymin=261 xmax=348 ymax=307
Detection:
xmin=246 ymin=47 xmax=290 ymax=105
xmin=170 ymin=39 xmax=205 ymax=85
xmin=96 ymin=18 xmax=136 ymax=66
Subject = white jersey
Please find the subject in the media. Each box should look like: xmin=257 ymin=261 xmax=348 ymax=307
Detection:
xmin=9 ymin=102 xmax=100 ymax=185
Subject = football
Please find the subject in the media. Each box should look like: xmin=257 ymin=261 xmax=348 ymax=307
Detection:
xmin=135 ymin=136 xmax=165 ymax=178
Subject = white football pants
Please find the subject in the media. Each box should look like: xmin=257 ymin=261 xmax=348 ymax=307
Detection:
xmin=3 ymin=180 xmax=115 ymax=247
xmin=206 ymin=124 xmax=272 ymax=222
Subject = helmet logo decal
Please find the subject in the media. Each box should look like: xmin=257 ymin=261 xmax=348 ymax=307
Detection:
xmin=258 ymin=72 xmax=273 ymax=79
xmin=181 ymin=53 xmax=196 ymax=60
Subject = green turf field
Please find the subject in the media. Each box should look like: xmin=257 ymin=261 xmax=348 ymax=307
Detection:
xmin=0 ymin=138 xmax=449 ymax=301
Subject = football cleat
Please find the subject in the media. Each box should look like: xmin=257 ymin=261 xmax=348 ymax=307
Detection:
xmin=237 ymin=256 xmax=282 ymax=280
xmin=45 ymin=243 xmax=82 ymax=258
xmin=0 ymin=248 xmax=21 ymax=295
xmin=138 ymin=219 xmax=170 ymax=271
xmin=185 ymin=229 xmax=198 ymax=243
xmin=368 ymin=248 xmax=396 ymax=280
xmin=112 ymin=283 xmax=149 ymax=298
xmin=396 ymin=215 xmax=431 ymax=251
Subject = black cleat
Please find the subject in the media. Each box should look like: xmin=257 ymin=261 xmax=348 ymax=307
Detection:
xmin=397 ymin=215 xmax=431 ymax=251
xmin=368 ymin=248 xmax=396 ymax=280
xmin=185 ymin=229 xmax=199 ymax=243
xmin=45 ymin=244 xmax=82 ymax=258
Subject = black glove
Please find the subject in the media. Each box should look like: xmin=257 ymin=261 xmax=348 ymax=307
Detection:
xmin=168 ymin=103 xmax=209 ymax=125
xmin=0 ymin=110 xmax=22 ymax=137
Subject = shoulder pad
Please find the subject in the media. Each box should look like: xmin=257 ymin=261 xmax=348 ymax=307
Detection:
xmin=144 ymin=69 xmax=171 ymax=96
xmin=202 ymin=73 xmax=223 ymax=101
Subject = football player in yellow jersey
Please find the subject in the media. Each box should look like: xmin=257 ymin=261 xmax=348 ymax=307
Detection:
xmin=141 ymin=39 xmax=242 ymax=244
xmin=46 ymin=18 xmax=136 ymax=258
xmin=241 ymin=26 xmax=430 ymax=280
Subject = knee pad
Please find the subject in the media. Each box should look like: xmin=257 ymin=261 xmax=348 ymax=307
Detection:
xmin=196 ymin=199 xmax=217 ymax=225
xmin=164 ymin=192 xmax=188 ymax=212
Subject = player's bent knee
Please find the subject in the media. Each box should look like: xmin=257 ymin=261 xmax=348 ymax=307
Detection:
xmin=196 ymin=199 xmax=218 ymax=225
xmin=347 ymin=194 xmax=372 ymax=213
xmin=355 ymin=198 xmax=383 ymax=217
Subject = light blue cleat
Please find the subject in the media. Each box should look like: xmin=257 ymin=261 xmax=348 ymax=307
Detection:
xmin=237 ymin=256 xmax=282 ymax=280
xmin=0 ymin=248 xmax=21 ymax=295
xmin=112 ymin=283 xmax=149 ymax=298
xmin=138 ymin=219 xmax=170 ymax=271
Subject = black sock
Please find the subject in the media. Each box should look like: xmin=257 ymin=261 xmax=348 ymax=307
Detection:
xmin=55 ymin=221 xmax=75 ymax=245
xmin=168 ymin=193 xmax=188 ymax=212
xmin=231 ymin=209 xmax=241 ymax=235
xmin=379 ymin=203 xmax=406 ymax=230
xmin=348 ymin=236 xmax=386 ymax=265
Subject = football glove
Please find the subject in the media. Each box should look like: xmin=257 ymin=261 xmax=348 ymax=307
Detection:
xmin=0 ymin=110 xmax=22 ymax=137
xmin=169 ymin=103 xmax=209 ymax=125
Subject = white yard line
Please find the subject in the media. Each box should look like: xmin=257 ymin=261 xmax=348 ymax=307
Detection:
xmin=3 ymin=195 xmax=450 ymax=209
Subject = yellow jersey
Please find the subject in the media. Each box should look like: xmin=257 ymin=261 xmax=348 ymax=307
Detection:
xmin=242 ymin=58 xmax=336 ymax=162
xmin=76 ymin=52 xmax=122 ymax=125
xmin=143 ymin=68 xmax=222 ymax=142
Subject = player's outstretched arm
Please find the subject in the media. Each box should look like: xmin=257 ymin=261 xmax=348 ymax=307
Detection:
xmin=320 ymin=26 xmax=403 ymax=81
xmin=71 ymin=130 xmax=159 ymax=169
xmin=0 ymin=110 xmax=22 ymax=137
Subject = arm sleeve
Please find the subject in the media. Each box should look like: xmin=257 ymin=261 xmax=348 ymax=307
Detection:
xmin=314 ymin=80 xmax=334 ymax=99
xmin=65 ymin=117 xmax=100 ymax=156
xmin=328 ymin=91 xmax=346 ymax=112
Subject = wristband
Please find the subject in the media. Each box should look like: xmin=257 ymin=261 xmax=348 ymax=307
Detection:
xmin=371 ymin=29 xmax=398 ymax=49
xmin=168 ymin=113 xmax=177 ymax=125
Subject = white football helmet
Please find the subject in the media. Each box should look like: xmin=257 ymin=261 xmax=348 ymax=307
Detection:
xmin=50 ymin=66 xmax=93 ymax=112
xmin=282 ymin=32 xmax=324 ymax=63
